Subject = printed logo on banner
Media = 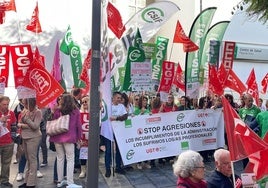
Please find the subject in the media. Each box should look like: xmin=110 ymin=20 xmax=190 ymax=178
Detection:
xmin=145 ymin=116 xmax=161 ymax=124
xmin=137 ymin=128 xmax=143 ymax=134
xmin=29 ymin=68 xmax=51 ymax=95
xmin=126 ymin=149 xmax=135 ymax=160
xmin=181 ymin=141 xmax=189 ymax=150
xmin=202 ymin=138 xmax=216 ymax=145
xmin=125 ymin=119 xmax=132 ymax=128
xmin=177 ymin=113 xmax=185 ymax=122
xmin=142 ymin=8 xmax=164 ymax=23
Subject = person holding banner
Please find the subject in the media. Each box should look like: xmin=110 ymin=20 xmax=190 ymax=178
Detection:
xmin=207 ymin=149 xmax=242 ymax=188
xmin=78 ymin=96 xmax=89 ymax=178
xmin=159 ymin=93 xmax=178 ymax=112
xmin=135 ymin=95 xmax=152 ymax=169
xmin=177 ymin=96 xmax=191 ymax=111
xmin=173 ymin=150 xmax=207 ymax=188
xmin=159 ymin=93 xmax=178 ymax=164
xmin=104 ymin=91 xmax=128 ymax=178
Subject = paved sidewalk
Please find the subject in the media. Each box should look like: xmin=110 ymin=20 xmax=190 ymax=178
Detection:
xmin=9 ymin=149 xmax=244 ymax=188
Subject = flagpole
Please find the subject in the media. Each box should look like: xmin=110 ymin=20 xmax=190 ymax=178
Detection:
xmin=231 ymin=161 xmax=236 ymax=188
xmin=87 ymin=0 xmax=101 ymax=187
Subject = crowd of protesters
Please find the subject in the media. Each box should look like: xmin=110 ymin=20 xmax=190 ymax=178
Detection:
xmin=0 ymin=89 xmax=267 ymax=187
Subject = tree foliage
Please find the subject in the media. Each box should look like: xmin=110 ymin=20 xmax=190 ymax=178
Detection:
xmin=244 ymin=0 xmax=268 ymax=23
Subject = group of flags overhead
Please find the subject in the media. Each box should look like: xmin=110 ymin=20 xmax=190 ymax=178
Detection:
xmin=0 ymin=0 xmax=41 ymax=33
xmin=222 ymin=97 xmax=268 ymax=187
xmin=209 ymin=62 xmax=267 ymax=106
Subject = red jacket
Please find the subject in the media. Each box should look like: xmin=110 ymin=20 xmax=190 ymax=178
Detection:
xmin=177 ymin=177 xmax=207 ymax=188
xmin=0 ymin=110 xmax=17 ymax=146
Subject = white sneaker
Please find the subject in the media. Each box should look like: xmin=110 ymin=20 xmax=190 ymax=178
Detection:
xmin=66 ymin=183 xmax=82 ymax=188
xmin=16 ymin=173 xmax=23 ymax=181
xmin=57 ymin=180 xmax=68 ymax=188
xmin=37 ymin=170 xmax=43 ymax=178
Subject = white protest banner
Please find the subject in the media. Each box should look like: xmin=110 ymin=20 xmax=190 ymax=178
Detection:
xmin=112 ymin=109 xmax=224 ymax=165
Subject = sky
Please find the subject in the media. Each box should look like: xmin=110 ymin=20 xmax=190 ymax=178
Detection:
xmin=0 ymin=0 xmax=245 ymax=106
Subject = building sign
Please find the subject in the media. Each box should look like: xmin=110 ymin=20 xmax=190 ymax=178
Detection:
xmin=235 ymin=43 xmax=268 ymax=61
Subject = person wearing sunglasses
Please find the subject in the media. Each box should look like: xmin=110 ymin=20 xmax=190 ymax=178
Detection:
xmin=173 ymin=150 xmax=207 ymax=188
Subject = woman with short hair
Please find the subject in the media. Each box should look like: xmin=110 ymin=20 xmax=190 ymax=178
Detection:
xmin=173 ymin=150 xmax=207 ymax=188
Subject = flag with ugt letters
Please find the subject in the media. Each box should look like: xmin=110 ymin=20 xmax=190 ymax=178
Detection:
xmin=10 ymin=44 xmax=33 ymax=88
xmin=21 ymin=59 xmax=64 ymax=108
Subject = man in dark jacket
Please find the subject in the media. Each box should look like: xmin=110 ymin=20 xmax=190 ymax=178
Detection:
xmin=207 ymin=149 xmax=242 ymax=188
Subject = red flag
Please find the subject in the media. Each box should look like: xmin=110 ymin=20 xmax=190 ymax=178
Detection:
xmin=263 ymin=132 xmax=268 ymax=143
xmin=172 ymin=63 xmax=185 ymax=91
xmin=261 ymin=73 xmax=268 ymax=94
xmin=234 ymin=118 xmax=268 ymax=155
xmin=80 ymin=49 xmax=91 ymax=95
xmin=173 ymin=20 xmax=199 ymax=52
xmin=222 ymin=41 xmax=235 ymax=70
xmin=80 ymin=112 xmax=89 ymax=147
xmin=158 ymin=61 xmax=175 ymax=93
xmin=217 ymin=63 xmax=228 ymax=85
xmin=10 ymin=44 xmax=33 ymax=88
xmin=22 ymin=59 xmax=64 ymax=108
xmin=26 ymin=2 xmax=42 ymax=33
xmin=222 ymin=96 xmax=247 ymax=161
xmin=33 ymin=47 xmax=45 ymax=67
xmin=225 ymin=69 xmax=246 ymax=95
xmin=208 ymin=64 xmax=223 ymax=96
xmin=246 ymin=69 xmax=259 ymax=106
xmin=0 ymin=9 xmax=5 ymax=24
xmin=0 ymin=45 xmax=10 ymax=87
xmin=247 ymin=149 xmax=268 ymax=181
xmin=5 ymin=0 xmax=16 ymax=12
xmin=107 ymin=2 xmax=126 ymax=39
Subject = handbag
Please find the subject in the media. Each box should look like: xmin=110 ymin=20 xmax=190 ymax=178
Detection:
xmin=46 ymin=114 xmax=70 ymax=136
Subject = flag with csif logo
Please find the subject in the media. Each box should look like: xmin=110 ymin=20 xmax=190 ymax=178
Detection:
xmin=21 ymin=59 xmax=64 ymax=108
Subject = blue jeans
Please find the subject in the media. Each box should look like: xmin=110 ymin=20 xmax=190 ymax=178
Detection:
xmin=18 ymin=149 xmax=40 ymax=173
xmin=104 ymin=137 xmax=122 ymax=170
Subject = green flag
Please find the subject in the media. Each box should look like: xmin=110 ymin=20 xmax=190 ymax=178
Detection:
xmin=60 ymin=26 xmax=84 ymax=88
xmin=123 ymin=47 xmax=145 ymax=91
xmin=60 ymin=25 xmax=72 ymax=55
xmin=185 ymin=7 xmax=217 ymax=98
xmin=199 ymin=21 xmax=229 ymax=84
xmin=151 ymin=36 xmax=169 ymax=86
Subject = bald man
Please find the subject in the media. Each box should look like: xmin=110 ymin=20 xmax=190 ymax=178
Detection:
xmin=206 ymin=149 xmax=242 ymax=188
